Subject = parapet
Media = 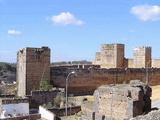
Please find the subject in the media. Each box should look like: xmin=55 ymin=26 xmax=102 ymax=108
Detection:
xmin=101 ymin=43 xmax=124 ymax=51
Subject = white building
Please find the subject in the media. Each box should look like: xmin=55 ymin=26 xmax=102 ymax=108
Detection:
xmin=0 ymin=98 xmax=29 ymax=119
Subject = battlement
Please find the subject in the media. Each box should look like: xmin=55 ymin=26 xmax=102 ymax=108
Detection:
xmin=134 ymin=46 xmax=151 ymax=49
xmin=51 ymin=66 xmax=160 ymax=95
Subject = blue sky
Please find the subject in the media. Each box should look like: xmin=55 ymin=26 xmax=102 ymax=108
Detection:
xmin=0 ymin=0 xmax=160 ymax=62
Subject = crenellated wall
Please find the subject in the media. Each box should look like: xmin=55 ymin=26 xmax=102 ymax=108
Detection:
xmin=51 ymin=67 xmax=160 ymax=94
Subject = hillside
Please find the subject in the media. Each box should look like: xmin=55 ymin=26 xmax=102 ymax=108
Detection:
xmin=0 ymin=62 xmax=16 ymax=84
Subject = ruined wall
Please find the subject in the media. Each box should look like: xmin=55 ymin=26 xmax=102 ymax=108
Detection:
xmin=49 ymin=106 xmax=81 ymax=117
xmin=81 ymin=80 xmax=151 ymax=120
xmin=133 ymin=47 xmax=152 ymax=68
xmin=29 ymin=90 xmax=61 ymax=108
xmin=51 ymin=67 xmax=160 ymax=95
xmin=17 ymin=47 xmax=50 ymax=96
xmin=131 ymin=110 xmax=160 ymax=120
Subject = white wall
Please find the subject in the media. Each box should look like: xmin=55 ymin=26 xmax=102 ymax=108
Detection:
xmin=0 ymin=103 xmax=29 ymax=118
xmin=39 ymin=106 xmax=55 ymax=120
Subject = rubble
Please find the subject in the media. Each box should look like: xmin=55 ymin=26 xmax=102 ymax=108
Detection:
xmin=81 ymin=80 xmax=152 ymax=120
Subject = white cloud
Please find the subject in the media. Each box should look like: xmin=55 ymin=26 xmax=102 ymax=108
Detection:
xmin=131 ymin=5 xmax=160 ymax=21
xmin=8 ymin=29 xmax=21 ymax=36
xmin=50 ymin=12 xmax=84 ymax=26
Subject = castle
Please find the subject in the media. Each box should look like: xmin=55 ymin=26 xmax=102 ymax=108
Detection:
xmin=93 ymin=43 xmax=157 ymax=68
xmin=17 ymin=44 xmax=160 ymax=97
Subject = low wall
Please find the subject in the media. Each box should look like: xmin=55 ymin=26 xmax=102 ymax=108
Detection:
xmin=51 ymin=67 xmax=160 ymax=95
xmin=28 ymin=90 xmax=61 ymax=108
xmin=1 ymin=114 xmax=41 ymax=120
xmin=49 ymin=106 xmax=81 ymax=117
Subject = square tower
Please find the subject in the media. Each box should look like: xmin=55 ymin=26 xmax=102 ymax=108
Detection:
xmin=93 ymin=52 xmax=101 ymax=65
xmin=17 ymin=47 xmax=50 ymax=96
xmin=100 ymin=44 xmax=125 ymax=68
xmin=133 ymin=46 xmax=151 ymax=68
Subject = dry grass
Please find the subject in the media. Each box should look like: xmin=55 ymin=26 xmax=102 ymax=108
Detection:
xmin=151 ymin=85 xmax=160 ymax=101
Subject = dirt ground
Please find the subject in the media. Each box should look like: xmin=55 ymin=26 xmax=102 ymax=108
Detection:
xmin=151 ymin=85 xmax=160 ymax=101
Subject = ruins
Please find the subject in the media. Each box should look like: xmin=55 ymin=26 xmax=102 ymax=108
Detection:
xmin=81 ymin=80 xmax=152 ymax=120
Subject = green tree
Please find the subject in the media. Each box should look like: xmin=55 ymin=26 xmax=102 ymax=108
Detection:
xmin=39 ymin=80 xmax=52 ymax=91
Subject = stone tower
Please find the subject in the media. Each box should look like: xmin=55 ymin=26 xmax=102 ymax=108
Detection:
xmin=133 ymin=46 xmax=151 ymax=68
xmin=93 ymin=52 xmax=101 ymax=65
xmin=99 ymin=44 xmax=125 ymax=68
xmin=17 ymin=47 xmax=50 ymax=97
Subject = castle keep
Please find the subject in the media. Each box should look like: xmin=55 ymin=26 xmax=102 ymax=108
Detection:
xmin=93 ymin=44 xmax=153 ymax=68
xmin=17 ymin=47 xmax=50 ymax=96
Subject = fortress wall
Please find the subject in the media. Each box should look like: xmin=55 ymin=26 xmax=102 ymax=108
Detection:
xmin=51 ymin=67 xmax=160 ymax=94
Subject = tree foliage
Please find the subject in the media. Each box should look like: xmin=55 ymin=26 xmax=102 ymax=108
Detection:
xmin=39 ymin=80 xmax=52 ymax=91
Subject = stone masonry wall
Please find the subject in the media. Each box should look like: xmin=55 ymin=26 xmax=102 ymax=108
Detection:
xmin=131 ymin=110 xmax=160 ymax=120
xmin=93 ymin=52 xmax=101 ymax=65
xmin=93 ymin=44 xmax=155 ymax=68
xmin=51 ymin=67 xmax=160 ymax=95
xmin=81 ymin=80 xmax=151 ymax=120
xmin=95 ymin=44 xmax=125 ymax=68
xmin=17 ymin=47 xmax=50 ymax=96
xmin=28 ymin=90 xmax=61 ymax=108
xmin=133 ymin=47 xmax=151 ymax=68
